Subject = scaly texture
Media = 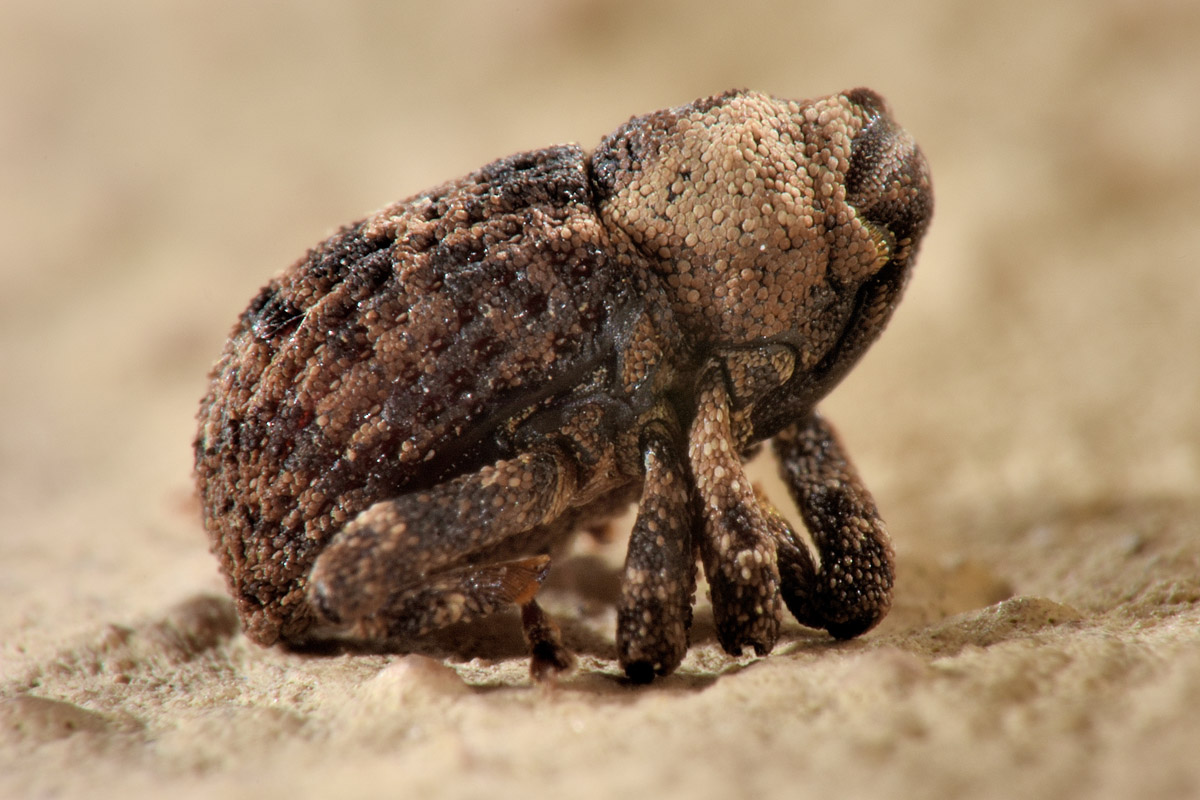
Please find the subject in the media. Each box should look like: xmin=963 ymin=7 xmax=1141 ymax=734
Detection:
xmin=195 ymin=88 xmax=933 ymax=681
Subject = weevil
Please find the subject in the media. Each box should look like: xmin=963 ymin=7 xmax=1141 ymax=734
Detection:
xmin=195 ymin=88 xmax=932 ymax=683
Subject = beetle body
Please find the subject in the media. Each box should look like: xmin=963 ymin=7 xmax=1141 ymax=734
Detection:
xmin=195 ymin=88 xmax=932 ymax=682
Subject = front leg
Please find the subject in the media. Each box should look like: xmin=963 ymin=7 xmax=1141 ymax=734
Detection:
xmin=772 ymin=413 xmax=894 ymax=639
xmin=688 ymin=367 xmax=784 ymax=656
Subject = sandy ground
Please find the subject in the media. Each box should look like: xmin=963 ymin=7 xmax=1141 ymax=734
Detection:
xmin=2 ymin=1 xmax=1199 ymax=798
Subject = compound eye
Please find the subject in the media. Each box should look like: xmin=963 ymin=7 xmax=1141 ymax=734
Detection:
xmin=845 ymin=113 xmax=899 ymax=215
xmin=845 ymin=113 xmax=932 ymax=257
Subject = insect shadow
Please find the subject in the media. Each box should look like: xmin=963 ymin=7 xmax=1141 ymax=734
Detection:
xmin=289 ymin=554 xmax=835 ymax=697
xmin=286 ymin=553 xmax=627 ymax=664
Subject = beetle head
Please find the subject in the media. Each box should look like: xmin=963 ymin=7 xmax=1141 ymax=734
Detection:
xmin=591 ymin=89 xmax=932 ymax=383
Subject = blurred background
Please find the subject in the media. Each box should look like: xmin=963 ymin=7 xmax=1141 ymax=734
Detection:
xmin=2 ymin=0 xmax=1197 ymax=686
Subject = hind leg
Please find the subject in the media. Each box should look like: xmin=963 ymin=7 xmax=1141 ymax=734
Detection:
xmin=306 ymin=447 xmax=580 ymax=679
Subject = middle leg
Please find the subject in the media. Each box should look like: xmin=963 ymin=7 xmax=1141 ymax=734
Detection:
xmin=616 ymin=420 xmax=696 ymax=682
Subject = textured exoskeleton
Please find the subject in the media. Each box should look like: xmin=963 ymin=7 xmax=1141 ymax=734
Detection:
xmin=195 ymin=88 xmax=933 ymax=682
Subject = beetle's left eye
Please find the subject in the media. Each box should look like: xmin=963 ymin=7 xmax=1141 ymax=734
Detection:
xmin=844 ymin=108 xmax=932 ymax=259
